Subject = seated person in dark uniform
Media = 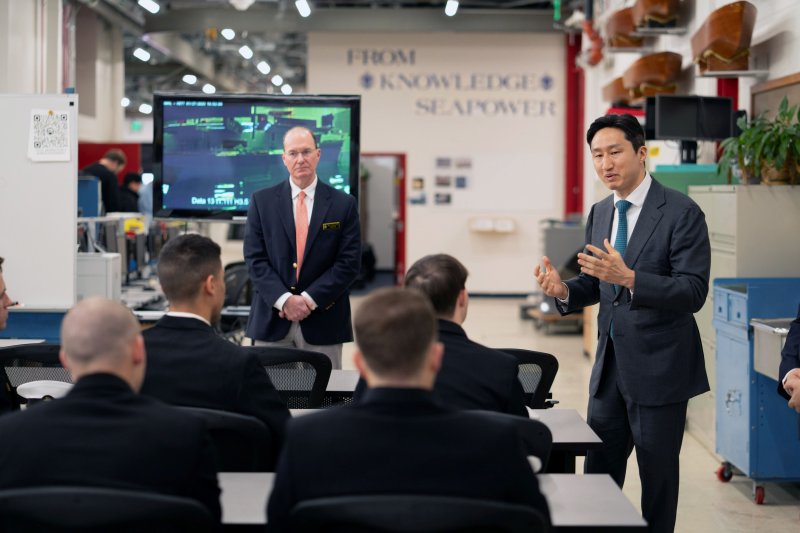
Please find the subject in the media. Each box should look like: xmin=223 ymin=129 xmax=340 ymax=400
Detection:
xmin=267 ymin=288 xmax=550 ymax=531
xmin=355 ymin=254 xmax=528 ymax=416
xmin=141 ymin=234 xmax=290 ymax=465
xmin=0 ymin=256 xmax=15 ymax=413
xmin=118 ymin=172 xmax=143 ymax=212
xmin=81 ymin=148 xmax=125 ymax=213
xmin=0 ymin=298 xmax=221 ymax=520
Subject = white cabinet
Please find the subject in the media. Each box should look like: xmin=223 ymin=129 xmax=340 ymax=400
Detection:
xmin=687 ymin=185 xmax=800 ymax=452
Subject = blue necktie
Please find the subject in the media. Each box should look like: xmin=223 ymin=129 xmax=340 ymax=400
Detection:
xmin=612 ymin=200 xmax=631 ymax=295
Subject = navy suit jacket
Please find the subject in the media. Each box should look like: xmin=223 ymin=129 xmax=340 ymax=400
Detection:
xmin=141 ymin=315 xmax=291 ymax=462
xmin=244 ymin=180 xmax=361 ymax=345
xmin=556 ymin=179 xmax=710 ymax=406
xmin=777 ymin=306 xmax=800 ymax=401
xmin=353 ymin=320 xmax=528 ymax=417
xmin=0 ymin=374 xmax=221 ymax=520
xmin=266 ymin=388 xmax=550 ymax=532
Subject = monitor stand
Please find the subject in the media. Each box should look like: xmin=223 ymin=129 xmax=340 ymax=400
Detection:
xmin=680 ymin=140 xmax=698 ymax=164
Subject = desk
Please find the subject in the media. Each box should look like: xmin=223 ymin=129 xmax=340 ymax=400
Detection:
xmin=289 ymin=407 xmax=601 ymax=474
xmin=218 ymin=472 xmax=646 ymax=531
xmin=326 ymin=369 xmax=358 ymax=393
xmin=0 ymin=339 xmax=45 ymax=348
xmin=533 ymin=409 xmax=602 ymax=473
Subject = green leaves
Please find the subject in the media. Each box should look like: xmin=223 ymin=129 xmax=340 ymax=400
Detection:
xmin=718 ymin=96 xmax=800 ymax=183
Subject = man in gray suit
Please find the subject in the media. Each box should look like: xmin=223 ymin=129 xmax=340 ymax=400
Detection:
xmin=535 ymin=114 xmax=710 ymax=533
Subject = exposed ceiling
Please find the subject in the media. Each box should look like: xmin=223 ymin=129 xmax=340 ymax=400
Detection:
xmin=76 ymin=0 xmax=573 ymax=116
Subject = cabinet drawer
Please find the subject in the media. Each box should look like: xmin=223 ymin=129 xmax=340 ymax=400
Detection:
xmin=728 ymin=294 xmax=747 ymax=326
xmin=713 ymin=289 xmax=728 ymax=321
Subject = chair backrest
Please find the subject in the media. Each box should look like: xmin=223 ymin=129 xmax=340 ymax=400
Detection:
xmin=497 ymin=348 xmax=558 ymax=409
xmin=0 ymin=485 xmax=213 ymax=533
xmin=177 ymin=406 xmax=272 ymax=472
xmin=290 ymin=494 xmax=549 ymax=533
xmin=0 ymin=344 xmax=69 ymax=411
xmin=223 ymin=261 xmax=252 ymax=307
xmin=245 ymin=346 xmax=332 ymax=409
xmin=470 ymin=410 xmax=553 ymax=472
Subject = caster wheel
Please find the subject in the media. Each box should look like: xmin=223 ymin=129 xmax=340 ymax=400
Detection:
xmin=716 ymin=463 xmax=733 ymax=482
xmin=754 ymin=485 xmax=765 ymax=505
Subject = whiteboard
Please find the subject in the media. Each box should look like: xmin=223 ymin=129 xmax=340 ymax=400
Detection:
xmin=0 ymin=94 xmax=78 ymax=309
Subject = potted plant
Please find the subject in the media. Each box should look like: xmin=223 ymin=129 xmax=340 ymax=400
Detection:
xmin=718 ymin=96 xmax=800 ymax=185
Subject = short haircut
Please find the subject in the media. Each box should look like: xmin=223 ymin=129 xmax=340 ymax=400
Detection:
xmin=61 ymin=298 xmax=140 ymax=366
xmin=283 ymin=126 xmax=318 ymax=149
xmin=354 ymin=287 xmax=437 ymax=379
xmin=586 ymin=114 xmax=645 ymax=152
xmin=157 ymin=234 xmax=222 ymax=303
xmin=123 ymin=172 xmax=143 ymax=188
xmin=404 ymin=254 xmax=468 ymax=317
xmin=103 ymin=148 xmax=127 ymax=166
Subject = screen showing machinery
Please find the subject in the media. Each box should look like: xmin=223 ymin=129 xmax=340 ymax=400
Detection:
xmin=153 ymin=93 xmax=360 ymax=219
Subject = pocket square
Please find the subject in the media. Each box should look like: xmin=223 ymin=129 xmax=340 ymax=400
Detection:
xmin=322 ymin=222 xmax=341 ymax=230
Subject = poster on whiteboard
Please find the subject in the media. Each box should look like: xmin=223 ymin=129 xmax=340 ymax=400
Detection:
xmin=28 ymin=109 xmax=71 ymax=162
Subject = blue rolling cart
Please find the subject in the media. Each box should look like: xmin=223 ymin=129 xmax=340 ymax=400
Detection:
xmin=713 ymin=278 xmax=800 ymax=504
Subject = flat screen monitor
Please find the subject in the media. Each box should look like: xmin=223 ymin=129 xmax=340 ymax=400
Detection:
xmin=654 ymin=95 xmax=733 ymax=141
xmin=152 ymin=93 xmax=360 ymax=219
xmin=644 ymin=97 xmax=656 ymax=141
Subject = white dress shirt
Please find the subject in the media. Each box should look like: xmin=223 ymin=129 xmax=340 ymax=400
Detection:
xmin=274 ymin=177 xmax=319 ymax=313
xmin=166 ymin=311 xmax=210 ymax=326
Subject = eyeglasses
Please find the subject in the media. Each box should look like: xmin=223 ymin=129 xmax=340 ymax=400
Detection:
xmin=285 ymin=149 xmax=316 ymax=160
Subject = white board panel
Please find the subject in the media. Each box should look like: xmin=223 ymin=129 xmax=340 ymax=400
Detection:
xmin=0 ymin=94 xmax=78 ymax=309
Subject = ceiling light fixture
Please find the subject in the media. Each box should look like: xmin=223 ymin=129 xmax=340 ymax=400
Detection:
xmin=139 ymin=103 xmax=153 ymax=114
xmin=295 ymin=0 xmax=311 ymax=18
xmin=120 ymin=97 xmax=131 ymax=108
xmin=132 ymin=47 xmax=151 ymax=62
xmin=281 ymin=84 xmax=293 ymax=95
xmin=182 ymin=74 xmax=197 ymax=85
xmin=229 ymin=0 xmax=256 ymax=10
xmin=220 ymin=28 xmax=236 ymax=40
xmin=256 ymin=61 xmax=271 ymax=75
xmin=445 ymin=0 xmax=459 ymax=17
xmin=271 ymin=75 xmax=283 ymax=86
xmin=239 ymin=45 xmax=254 ymax=59
xmin=137 ymin=0 xmax=160 ymax=14
xmin=202 ymin=83 xmax=216 ymax=94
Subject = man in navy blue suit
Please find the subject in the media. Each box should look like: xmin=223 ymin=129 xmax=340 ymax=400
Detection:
xmin=535 ymin=114 xmax=710 ymax=533
xmin=778 ymin=306 xmax=800 ymax=417
xmin=244 ymin=126 xmax=361 ymax=368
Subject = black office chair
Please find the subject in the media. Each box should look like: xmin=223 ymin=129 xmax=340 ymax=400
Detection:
xmin=0 ymin=486 xmax=214 ymax=533
xmin=219 ymin=261 xmax=252 ymax=344
xmin=0 ymin=344 xmax=70 ymax=412
xmin=177 ymin=406 xmax=272 ymax=472
xmin=245 ymin=346 xmax=332 ymax=409
xmin=471 ymin=410 xmax=553 ymax=472
xmin=290 ymin=494 xmax=549 ymax=533
xmin=497 ymin=348 xmax=559 ymax=409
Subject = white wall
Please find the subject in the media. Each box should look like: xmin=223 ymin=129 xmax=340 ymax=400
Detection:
xmin=0 ymin=0 xmax=62 ymax=94
xmin=582 ymin=0 xmax=800 ymax=212
xmin=308 ymin=32 xmax=565 ymax=293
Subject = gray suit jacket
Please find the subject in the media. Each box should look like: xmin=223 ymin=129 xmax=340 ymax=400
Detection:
xmin=556 ymin=179 xmax=710 ymax=406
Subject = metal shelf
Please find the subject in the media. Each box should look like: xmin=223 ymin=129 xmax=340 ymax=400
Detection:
xmin=606 ymin=47 xmax=654 ymax=54
xmin=632 ymin=27 xmax=687 ymax=37
xmin=697 ymin=69 xmax=770 ymax=79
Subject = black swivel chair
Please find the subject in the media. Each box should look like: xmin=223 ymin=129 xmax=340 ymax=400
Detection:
xmin=290 ymin=494 xmax=549 ymax=533
xmin=0 ymin=486 xmax=214 ymax=533
xmin=498 ymin=348 xmax=559 ymax=409
xmin=0 ymin=344 xmax=69 ymax=412
xmin=471 ymin=410 xmax=553 ymax=472
xmin=177 ymin=406 xmax=272 ymax=472
xmin=245 ymin=346 xmax=332 ymax=409
xmin=219 ymin=261 xmax=253 ymax=344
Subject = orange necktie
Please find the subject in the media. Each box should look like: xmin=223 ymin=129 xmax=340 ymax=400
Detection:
xmin=295 ymin=191 xmax=308 ymax=279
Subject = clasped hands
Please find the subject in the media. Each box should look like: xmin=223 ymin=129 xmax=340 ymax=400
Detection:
xmin=534 ymin=239 xmax=635 ymax=298
xmin=280 ymin=295 xmax=313 ymax=321
xmin=784 ymin=371 xmax=800 ymax=413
